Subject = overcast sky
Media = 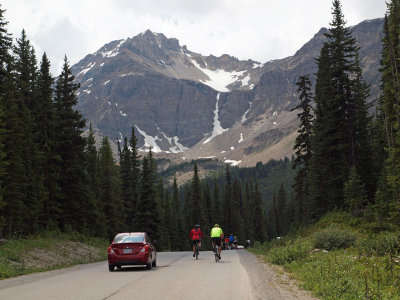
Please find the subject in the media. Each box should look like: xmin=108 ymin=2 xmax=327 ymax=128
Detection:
xmin=2 ymin=0 xmax=387 ymax=75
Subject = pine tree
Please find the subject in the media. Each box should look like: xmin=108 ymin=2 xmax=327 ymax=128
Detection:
xmin=232 ymin=179 xmax=244 ymax=242
xmin=85 ymin=124 xmax=105 ymax=236
xmin=129 ymin=127 xmax=141 ymax=227
xmin=172 ymin=177 xmax=185 ymax=250
xmin=189 ymin=163 xmax=203 ymax=226
xmin=12 ymin=29 xmax=45 ymax=234
xmin=0 ymin=4 xmax=12 ymax=237
xmin=223 ymin=164 xmax=233 ymax=234
xmin=119 ymin=137 xmax=133 ymax=227
xmin=136 ymin=149 xmax=160 ymax=240
xmin=212 ymin=180 xmax=222 ymax=225
xmin=344 ymin=166 xmax=366 ymax=217
xmin=379 ymin=1 xmax=400 ymax=219
xmin=54 ymin=56 xmax=89 ymax=232
xmin=99 ymin=137 xmax=124 ymax=237
xmin=253 ymin=181 xmax=266 ymax=242
xmin=162 ymin=189 xmax=173 ymax=250
xmin=309 ymin=0 xmax=371 ymax=218
xmin=35 ymin=53 xmax=60 ymax=229
xmin=242 ymin=181 xmax=254 ymax=242
xmin=292 ymin=75 xmax=313 ymax=225
xmin=276 ymin=183 xmax=288 ymax=235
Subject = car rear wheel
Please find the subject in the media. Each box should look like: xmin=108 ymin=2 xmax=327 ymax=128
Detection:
xmin=146 ymin=257 xmax=153 ymax=270
xmin=108 ymin=264 xmax=115 ymax=272
xmin=152 ymin=258 xmax=157 ymax=267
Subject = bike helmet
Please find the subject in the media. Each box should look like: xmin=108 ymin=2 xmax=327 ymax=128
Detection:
xmin=194 ymin=224 xmax=200 ymax=229
xmin=214 ymin=224 xmax=219 ymax=227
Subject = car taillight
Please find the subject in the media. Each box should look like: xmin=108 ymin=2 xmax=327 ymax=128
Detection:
xmin=108 ymin=246 xmax=115 ymax=254
xmin=140 ymin=245 xmax=149 ymax=253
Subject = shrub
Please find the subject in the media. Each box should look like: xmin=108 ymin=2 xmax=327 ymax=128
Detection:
xmin=267 ymin=238 xmax=312 ymax=265
xmin=313 ymin=227 xmax=357 ymax=251
xmin=357 ymin=231 xmax=400 ymax=256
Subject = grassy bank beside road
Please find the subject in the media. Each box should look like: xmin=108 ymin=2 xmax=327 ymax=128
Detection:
xmin=249 ymin=212 xmax=400 ymax=299
xmin=0 ymin=231 xmax=109 ymax=279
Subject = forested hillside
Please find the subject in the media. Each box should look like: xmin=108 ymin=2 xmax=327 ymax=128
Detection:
xmin=0 ymin=2 xmax=292 ymax=249
xmin=1 ymin=0 xmax=399 ymax=261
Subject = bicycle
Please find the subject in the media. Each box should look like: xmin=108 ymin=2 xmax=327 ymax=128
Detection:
xmin=195 ymin=240 xmax=200 ymax=260
xmin=213 ymin=243 xmax=220 ymax=262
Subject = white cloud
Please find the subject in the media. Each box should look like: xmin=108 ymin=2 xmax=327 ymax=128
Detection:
xmin=2 ymin=0 xmax=387 ymax=75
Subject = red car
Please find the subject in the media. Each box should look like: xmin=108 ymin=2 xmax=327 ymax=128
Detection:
xmin=107 ymin=232 xmax=157 ymax=271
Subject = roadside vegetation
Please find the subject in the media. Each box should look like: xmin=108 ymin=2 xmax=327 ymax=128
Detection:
xmin=0 ymin=231 xmax=108 ymax=279
xmin=250 ymin=211 xmax=400 ymax=299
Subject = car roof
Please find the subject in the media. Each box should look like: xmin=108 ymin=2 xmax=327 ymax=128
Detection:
xmin=116 ymin=232 xmax=145 ymax=235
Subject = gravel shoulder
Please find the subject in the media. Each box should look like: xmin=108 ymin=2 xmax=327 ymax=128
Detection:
xmin=238 ymin=250 xmax=318 ymax=300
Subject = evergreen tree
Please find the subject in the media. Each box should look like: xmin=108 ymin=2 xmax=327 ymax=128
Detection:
xmin=129 ymin=127 xmax=141 ymax=226
xmin=119 ymin=137 xmax=133 ymax=227
xmin=12 ymin=29 xmax=44 ymax=234
xmin=136 ymin=149 xmax=161 ymax=240
xmin=36 ymin=53 xmax=60 ymax=229
xmin=54 ymin=56 xmax=88 ymax=231
xmin=276 ymin=183 xmax=288 ymax=235
xmin=85 ymin=124 xmax=105 ymax=236
xmin=309 ymin=0 xmax=371 ymax=219
xmin=203 ymin=181 xmax=213 ymax=228
xmin=253 ymin=181 xmax=266 ymax=242
xmin=162 ymin=189 xmax=173 ymax=250
xmin=242 ymin=181 xmax=254 ymax=242
xmin=189 ymin=163 xmax=203 ymax=226
xmin=99 ymin=137 xmax=124 ymax=237
xmin=344 ymin=166 xmax=366 ymax=217
xmin=292 ymin=75 xmax=313 ymax=225
xmin=223 ymin=164 xmax=233 ymax=234
xmin=212 ymin=180 xmax=222 ymax=225
xmin=172 ymin=177 xmax=185 ymax=250
xmin=379 ymin=1 xmax=400 ymax=219
xmin=232 ymin=179 xmax=244 ymax=242
xmin=0 ymin=4 xmax=12 ymax=237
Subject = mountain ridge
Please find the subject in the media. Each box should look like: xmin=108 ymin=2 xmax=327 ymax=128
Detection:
xmin=73 ymin=18 xmax=383 ymax=167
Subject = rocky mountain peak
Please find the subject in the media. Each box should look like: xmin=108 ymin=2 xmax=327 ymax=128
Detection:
xmin=73 ymin=18 xmax=383 ymax=167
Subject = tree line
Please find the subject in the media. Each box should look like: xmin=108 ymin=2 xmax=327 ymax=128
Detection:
xmin=0 ymin=3 xmax=287 ymax=249
xmin=285 ymin=0 xmax=400 ymax=233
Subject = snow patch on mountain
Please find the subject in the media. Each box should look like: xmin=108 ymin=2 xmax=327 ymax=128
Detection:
xmin=135 ymin=125 xmax=162 ymax=153
xmin=238 ymin=133 xmax=244 ymax=143
xmin=225 ymin=159 xmax=242 ymax=166
xmin=77 ymin=62 xmax=96 ymax=77
xmin=203 ymin=93 xmax=228 ymax=144
xmin=99 ymin=39 xmax=125 ymax=58
xmin=191 ymin=59 xmax=245 ymax=92
xmin=157 ymin=126 xmax=188 ymax=153
xmin=241 ymin=102 xmax=253 ymax=123
xmin=241 ymin=74 xmax=251 ymax=87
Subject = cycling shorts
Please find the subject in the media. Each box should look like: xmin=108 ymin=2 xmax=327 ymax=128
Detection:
xmin=192 ymin=239 xmax=201 ymax=246
xmin=212 ymin=237 xmax=221 ymax=246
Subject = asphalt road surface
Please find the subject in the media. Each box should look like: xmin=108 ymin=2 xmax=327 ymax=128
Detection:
xmin=0 ymin=250 xmax=315 ymax=300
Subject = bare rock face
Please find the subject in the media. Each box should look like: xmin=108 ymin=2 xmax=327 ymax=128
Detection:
xmin=73 ymin=18 xmax=383 ymax=166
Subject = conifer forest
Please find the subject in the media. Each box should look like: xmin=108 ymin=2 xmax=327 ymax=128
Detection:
xmin=0 ymin=0 xmax=400 ymax=253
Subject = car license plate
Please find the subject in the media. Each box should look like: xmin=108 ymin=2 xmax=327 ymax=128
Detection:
xmin=123 ymin=249 xmax=132 ymax=254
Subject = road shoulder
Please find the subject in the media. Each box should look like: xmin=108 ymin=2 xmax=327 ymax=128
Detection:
xmin=238 ymin=250 xmax=317 ymax=300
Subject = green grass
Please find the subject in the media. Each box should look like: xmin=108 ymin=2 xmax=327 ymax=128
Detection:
xmin=251 ymin=212 xmax=400 ymax=299
xmin=0 ymin=231 xmax=109 ymax=279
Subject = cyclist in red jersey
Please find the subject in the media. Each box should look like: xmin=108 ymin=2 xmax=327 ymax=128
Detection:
xmin=189 ymin=224 xmax=204 ymax=257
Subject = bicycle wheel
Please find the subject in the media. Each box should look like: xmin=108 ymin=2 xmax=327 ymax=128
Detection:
xmin=195 ymin=244 xmax=199 ymax=260
xmin=214 ymin=247 xmax=219 ymax=262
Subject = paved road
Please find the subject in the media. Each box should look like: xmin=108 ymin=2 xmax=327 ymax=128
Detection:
xmin=0 ymin=250 xmax=254 ymax=300
xmin=0 ymin=250 xmax=316 ymax=300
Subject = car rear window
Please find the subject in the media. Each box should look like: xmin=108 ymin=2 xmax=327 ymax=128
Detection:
xmin=114 ymin=234 xmax=144 ymax=243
